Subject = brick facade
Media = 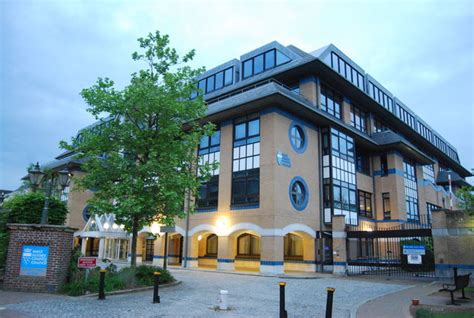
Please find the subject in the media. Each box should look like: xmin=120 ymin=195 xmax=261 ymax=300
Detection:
xmin=4 ymin=224 xmax=76 ymax=293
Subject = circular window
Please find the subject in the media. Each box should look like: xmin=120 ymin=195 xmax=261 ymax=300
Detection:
xmin=288 ymin=177 xmax=309 ymax=211
xmin=288 ymin=122 xmax=307 ymax=153
xmin=82 ymin=205 xmax=92 ymax=222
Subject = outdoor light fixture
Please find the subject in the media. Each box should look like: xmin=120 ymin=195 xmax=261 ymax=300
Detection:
xmin=103 ymin=222 xmax=110 ymax=230
xmin=216 ymin=217 xmax=229 ymax=236
xmin=27 ymin=162 xmax=71 ymax=224
xmin=150 ymin=222 xmax=160 ymax=235
xmin=28 ymin=162 xmax=44 ymax=188
xmin=198 ymin=235 xmax=202 ymax=241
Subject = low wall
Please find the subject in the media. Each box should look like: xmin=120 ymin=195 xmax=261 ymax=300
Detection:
xmin=3 ymin=224 xmax=76 ymax=293
xmin=432 ymin=210 xmax=474 ymax=279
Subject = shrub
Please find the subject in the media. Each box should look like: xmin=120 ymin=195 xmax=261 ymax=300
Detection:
xmin=135 ymin=265 xmax=174 ymax=285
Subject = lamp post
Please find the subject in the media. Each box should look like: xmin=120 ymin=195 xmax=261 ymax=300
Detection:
xmin=28 ymin=162 xmax=71 ymax=224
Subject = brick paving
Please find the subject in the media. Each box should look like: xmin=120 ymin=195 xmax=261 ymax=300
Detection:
xmin=2 ymin=269 xmax=410 ymax=317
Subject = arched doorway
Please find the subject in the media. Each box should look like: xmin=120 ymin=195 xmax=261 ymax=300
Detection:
xmin=167 ymin=234 xmax=183 ymax=266
xmin=197 ymin=233 xmax=218 ymax=269
xmin=283 ymin=231 xmax=315 ymax=272
xmin=235 ymin=232 xmax=260 ymax=272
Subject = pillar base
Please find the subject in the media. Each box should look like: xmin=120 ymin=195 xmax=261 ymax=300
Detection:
xmin=333 ymin=263 xmax=347 ymax=275
xmin=217 ymin=260 xmax=235 ymax=271
xmin=185 ymin=259 xmax=199 ymax=268
xmin=152 ymin=257 xmax=164 ymax=267
xmin=260 ymin=261 xmax=284 ymax=275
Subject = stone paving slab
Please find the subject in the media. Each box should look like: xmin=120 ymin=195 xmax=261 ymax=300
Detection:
xmin=3 ymin=270 xmax=410 ymax=317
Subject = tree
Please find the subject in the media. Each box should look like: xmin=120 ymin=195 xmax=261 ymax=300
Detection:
xmin=0 ymin=192 xmax=68 ymax=268
xmin=456 ymin=186 xmax=474 ymax=215
xmin=61 ymin=31 xmax=215 ymax=267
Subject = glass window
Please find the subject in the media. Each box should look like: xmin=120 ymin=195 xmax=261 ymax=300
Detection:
xmin=254 ymin=54 xmax=264 ymax=74
xmin=232 ymin=116 xmax=260 ymax=206
xmin=422 ymin=164 xmax=435 ymax=183
xmin=320 ymin=85 xmax=342 ymax=119
xmin=380 ymin=155 xmax=388 ymax=176
xmin=290 ymin=124 xmax=305 ymax=151
xmin=198 ymin=79 xmax=206 ymax=93
xmin=206 ymin=234 xmax=218 ymax=256
xmin=237 ymin=233 xmax=260 ymax=257
xmin=265 ymin=50 xmax=275 ymax=70
xmin=215 ymin=71 xmax=224 ymax=90
xmin=224 ymin=67 xmax=233 ymax=86
xmin=235 ymin=123 xmax=246 ymax=140
xmin=243 ymin=59 xmax=253 ymax=79
xmin=356 ymin=154 xmax=370 ymax=175
xmin=358 ymin=190 xmax=372 ymax=218
xmin=350 ymin=105 xmax=367 ymax=133
xmin=403 ymin=161 xmax=419 ymax=221
xmin=276 ymin=50 xmax=290 ymax=65
xmin=290 ymin=178 xmax=307 ymax=210
xmin=383 ymin=193 xmax=391 ymax=220
xmin=206 ymin=76 xmax=214 ymax=93
xmin=197 ymin=130 xmax=221 ymax=209
xmin=284 ymin=234 xmax=303 ymax=258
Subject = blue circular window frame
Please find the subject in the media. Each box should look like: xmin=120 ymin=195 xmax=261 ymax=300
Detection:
xmin=288 ymin=176 xmax=309 ymax=211
xmin=288 ymin=121 xmax=308 ymax=154
xmin=82 ymin=205 xmax=92 ymax=222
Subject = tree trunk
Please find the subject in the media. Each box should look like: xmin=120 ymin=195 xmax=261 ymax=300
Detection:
xmin=130 ymin=217 xmax=139 ymax=267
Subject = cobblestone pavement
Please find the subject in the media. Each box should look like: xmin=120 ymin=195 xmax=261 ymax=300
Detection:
xmin=2 ymin=269 xmax=410 ymax=318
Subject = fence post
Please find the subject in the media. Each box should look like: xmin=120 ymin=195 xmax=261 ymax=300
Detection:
xmin=279 ymin=282 xmax=287 ymax=318
xmin=153 ymin=271 xmax=161 ymax=303
xmin=98 ymin=269 xmax=106 ymax=300
xmin=325 ymin=287 xmax=335 ymax=318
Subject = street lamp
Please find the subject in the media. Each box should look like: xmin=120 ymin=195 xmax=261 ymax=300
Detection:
xmin=28 ymin=162 xmax=71 ymax=224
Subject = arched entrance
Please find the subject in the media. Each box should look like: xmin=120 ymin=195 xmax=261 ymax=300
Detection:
xmin=197 ymin=232 xmax=218 ymax=269
xmin=167 ymin=233 xmax=183 ymax=266
xmin=234 ymin=231 xmax=261 ymax=272
xmin=283 ymin=231 xmax=316 ymax=272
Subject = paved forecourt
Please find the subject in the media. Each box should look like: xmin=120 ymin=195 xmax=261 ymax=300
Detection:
xmin=3 ymin=270 xmax=410 ymax=317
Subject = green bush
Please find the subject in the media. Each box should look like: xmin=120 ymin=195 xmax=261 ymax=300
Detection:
xmin=60 ymin=264 xmax=174 ymax=296
xmin=0 ymin=192 xmax=68 ymax=269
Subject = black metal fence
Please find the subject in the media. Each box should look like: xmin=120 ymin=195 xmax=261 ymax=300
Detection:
xmin=346 ymin=217 xmax=435 ymax=278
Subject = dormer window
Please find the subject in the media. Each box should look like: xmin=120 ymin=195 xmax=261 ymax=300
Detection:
xmin=242 ymin=49 xmax=291 ymax=79
xmin=194 ymin=66 xmax=234 ymax=97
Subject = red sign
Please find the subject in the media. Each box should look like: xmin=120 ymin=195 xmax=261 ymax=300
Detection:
xmin=78 ymin=257 xmax=97 ymax=269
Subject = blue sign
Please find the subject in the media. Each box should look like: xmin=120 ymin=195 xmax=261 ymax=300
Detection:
xmin=20 ymin=245 xmax=49 ymax=276
xmin=276 ymin=151 xmax=291 ymax=168
xmin=402 ymin=245 xmax=425 ymax=255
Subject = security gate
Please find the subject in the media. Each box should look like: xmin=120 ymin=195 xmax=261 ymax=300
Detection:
xmin=346 ymin=222 xmax=435 ymax=278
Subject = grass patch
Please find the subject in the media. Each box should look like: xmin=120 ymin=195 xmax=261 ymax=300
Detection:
xmin=416 ymin=308 xmax=474 ymax=318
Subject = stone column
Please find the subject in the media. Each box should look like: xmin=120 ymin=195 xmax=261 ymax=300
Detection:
xmin=332 ymin=215 xmax=347 ymax=275
xmin=260 ymin=236 xmax=284 ymax=274
xmin=152 ymin=236 xmax=165 ymax=267
xmin=303 ymin=238 xmax=316 ymax=272
xmin=184 ymin=235 xmax=199 ymax=268
xmin=217 ymin=236 xmax=235 ymax=271
xmin=98 ymin=237 xmax=105 ymax=259
xmin=136 ymin=236 xmax=143 ymax=264
xmin=299 ymin=76 xmax=318 ymax=106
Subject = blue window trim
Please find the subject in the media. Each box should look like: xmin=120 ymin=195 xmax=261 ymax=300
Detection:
xmin=288 ymin=121 xmax=308 ymax=154
xmin=288 ymin=176 xmax=309 ymax=211
xmin=82 ymin=205 xmax=91 ymax=222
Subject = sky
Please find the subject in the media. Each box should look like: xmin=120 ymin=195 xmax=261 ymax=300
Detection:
xmin=1 ymin=0 xmax=473 ymax=190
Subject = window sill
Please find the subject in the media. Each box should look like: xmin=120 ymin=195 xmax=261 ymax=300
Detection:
xmin=196 ymin=207 xmax=218 ymax=213
xmin=231 ymin=203 xmax=260 ymax=210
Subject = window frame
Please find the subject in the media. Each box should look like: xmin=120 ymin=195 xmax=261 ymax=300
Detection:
xmin=236 ymin=233 xmax=260 ymax=258
xmin=358 ymin=190 xmax=373 ymax=218
xmin=206 ymin=234 xmax=218 ymax=257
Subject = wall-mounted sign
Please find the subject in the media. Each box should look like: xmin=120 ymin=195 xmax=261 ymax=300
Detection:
xmin=407 ymin=254 xmax=422 ymax=265
xmin=160 ymin=226 xmax=176 ymax=233
xmin=78 ymin=257 xmax=97 ymax=269
xmin=402 ymin=245 xmax=426 ymax=255
xmin=276 ymin=151 xmax=291 ymax=168
xmin=20 ymin=245 xmax=49 ymax=277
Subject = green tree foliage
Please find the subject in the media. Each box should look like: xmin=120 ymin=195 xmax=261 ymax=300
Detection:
xmin=60 ymin=31 xmax=215 ymax=266
xmin=456 ymin=186 xmax=474 ymax=214
xmin=0 ymin=192 xmax=68 ymax=268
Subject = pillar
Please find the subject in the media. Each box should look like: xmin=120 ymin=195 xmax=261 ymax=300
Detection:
xmin=80 ymin=237 xmax=87 ymax=255
xmin=136 ymin=236 xmax=143 ymax=264
xmin=299 ymin=76 xmax=318 ymax=106
xmin=183 ymin=235 xmax=199 ymax=268
xmin=217 ymin=236 xmax=235 ymax=271
xmin=303 ymin=237 xmax=316 ymax=272
xmin=260 ymin=236 xmax=284 ymax=274
xmin=332 ymin=215 xmax=347 ymax=275
xmin=152 ymin=236 xmax=165 ymax=267
xmin=342 ymin=97 xmax=351 ymax=124
xmin=98 ymin=237 xmax=105 ymax=259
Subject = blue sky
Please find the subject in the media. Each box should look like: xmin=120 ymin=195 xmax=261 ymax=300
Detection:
xmin=1 ymin=0 xmax=473 ymax=190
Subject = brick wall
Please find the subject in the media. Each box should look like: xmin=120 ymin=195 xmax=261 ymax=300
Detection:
xmin=3 ymin=224 xmax=76 ymax=293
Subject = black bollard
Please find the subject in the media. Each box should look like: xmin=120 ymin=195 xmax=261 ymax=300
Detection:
xmin=98 ymin=269 xmax=106 ymax=300
xmin=325 ymin=287 xmax=335 ymax=318
xmin=153 ymin=271 xmax=161 ymax=303
xmin=279 ymin=282 xmax=287 ymax=318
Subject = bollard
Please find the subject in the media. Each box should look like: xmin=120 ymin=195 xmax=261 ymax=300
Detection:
xmin=219 ymin=290 xmax=229 ymax=310
xmin=279 ymin=282 xmax=287 ymax=318
xmin=153 ymin=272 xmax=161 ymax=303
xmin=98 ymin=269 xmax=106 ymax=300
xmin=325 ymin=287 xmax=335 ymax=318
